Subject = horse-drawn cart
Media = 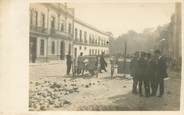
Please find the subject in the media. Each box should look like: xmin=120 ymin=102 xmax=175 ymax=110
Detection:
xmin=73 ymin=55 xmax=99 ymax=76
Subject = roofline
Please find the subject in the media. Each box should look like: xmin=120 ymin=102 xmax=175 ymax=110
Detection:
xmin=39 ymin=3 xmax=110 ymax=38
xmin=74 ymin=18 xmax=110 ymax=37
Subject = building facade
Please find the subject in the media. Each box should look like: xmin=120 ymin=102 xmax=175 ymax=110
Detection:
xmin=73 ymin=18 xmax=109 ymax=58
xmin=29 ymin=3 xmax=110 ymax=63
xmin=159 ymin=2 xmax=181 ymax=68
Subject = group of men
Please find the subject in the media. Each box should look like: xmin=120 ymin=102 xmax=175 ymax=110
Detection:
xmin=130 ymin=50 xmax=168 ymax=97
xmin=66 ymin=52 xmax=108 ymax=75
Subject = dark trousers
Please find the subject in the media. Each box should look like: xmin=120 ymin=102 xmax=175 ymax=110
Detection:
xmin=132 ymin=77 xmax=138 ymax=93
xmin=67 ymin=63 xmax=72 ymax=75
xmin=151 ymin=78 xmax=164 ymax=96
xmin=144 ymin=80 xmax=150 ymax=97
xmin=155 ymin=78 xmax=164 ymax=96
xmin=151 ymin=79 xmax=156 ymax=96
xmin=138 ymin=80 xmax=143 ymax=96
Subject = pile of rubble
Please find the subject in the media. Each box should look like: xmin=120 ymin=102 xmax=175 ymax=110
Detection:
xmin=29 ymin=78 xmax=102 ymax=111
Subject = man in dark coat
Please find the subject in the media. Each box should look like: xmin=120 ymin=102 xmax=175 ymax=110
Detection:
xmin=150 ymin=55 xmax=158 ymax=96
xmin=137 ymin=52 xmax=147 ymax=96
xmin=154 ymin=50 xmax=168 ymax=97
xmin=144 ymin=53 xmax=153 ymax=97
xmin=130 ymin=52 xmax=139 ymax=94
xmin=100 ymin=52 xmax=107 ymax=72
xmin=66 ymin=53 xmax=72 ymax=75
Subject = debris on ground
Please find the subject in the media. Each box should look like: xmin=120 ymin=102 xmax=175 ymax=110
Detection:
xmin=29 ymin=78 xmax=103 ymax=111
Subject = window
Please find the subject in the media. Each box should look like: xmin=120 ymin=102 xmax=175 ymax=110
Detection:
xmin=40 ymin=39 xmax=44 ymax=56
xmin=32 ymin=10 xmax=38 ymax=26
xmin=106 ymin=41 xmax=109 ymax=46
xmin=79 ymin=30 xmax=82 ymax=42
xmin=60 ymin=41 xmax=65 ymax=60
xmin=75 ymin=28 xmax=78 ymax=40
xmin=68 ymin=23 xmax=72 ymax=34
xmin=92 ymin=49 xmax=94 ymax=55
xmin=92 ymin=38 xmax=94 ymax=44
xmin=92 ymin=35 xmax=94 ymax=44
xmin=60 ymin=23 xmax=64 ymax=32
xmin=51 ymin=41 xmax=55 ymax=54
xmin=41 ymin=13 xmax=45 ymax=28
xmin=98 ymin=37 xmax=100 ymax=45
xmin=84 ymin=31 xmax=87 ymax=43
xmin=89 ymin=49 xmax=91 ymax=55
xmin=51 ymin=16 xmax=55 ymax=29
xmin=30 ymin=10 xmax=33 ymax=25
xmin=102 ymin=40 xmax=104 ymax=46
xmin=89 ymin=35 xmax=91 ymax=43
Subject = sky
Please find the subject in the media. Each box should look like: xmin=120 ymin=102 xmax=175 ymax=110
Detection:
xmin=68 ymin=2 xmax=175 ymax=37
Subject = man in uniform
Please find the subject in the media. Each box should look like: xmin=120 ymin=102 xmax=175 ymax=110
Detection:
xmin=154 ymin=50 xmax=168 ymax=97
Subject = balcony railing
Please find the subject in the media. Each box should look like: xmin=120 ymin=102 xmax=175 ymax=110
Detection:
xmin=30 ymin=25 xmax=49 ymax=35
xmin=50 ymin=28 xmax=73 ymax=39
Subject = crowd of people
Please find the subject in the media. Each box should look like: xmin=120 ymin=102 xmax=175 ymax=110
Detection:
xmin=66 ymin=49 xmax=168 ymax=97
xmin=130 ymin=50 xmax=168 ymax=97
xmin=66 ymin=52 xmax=108 ymax=76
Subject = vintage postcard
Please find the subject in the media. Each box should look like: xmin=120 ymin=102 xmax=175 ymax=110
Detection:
xmin=28 ymin=0 xmax=182 ymax=111
xmin=0 ymin=0 xmax=183 ymax=113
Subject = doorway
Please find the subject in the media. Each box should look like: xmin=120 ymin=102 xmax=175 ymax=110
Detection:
xmin=60 ymin=41 xmax=65 ymax=60
xmin=29 ymin=37 xmax=37 ymax=63
xmin=74 ymin=48 xmax=77 ymax=58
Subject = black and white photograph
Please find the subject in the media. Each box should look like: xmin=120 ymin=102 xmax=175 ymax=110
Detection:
xmin=1 ymin=0 xmax=184 ymax=114
xmin=25 ymin=0 xmax=183 ymax=111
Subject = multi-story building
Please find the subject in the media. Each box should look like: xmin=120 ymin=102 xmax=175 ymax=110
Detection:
xmin=29 ymin=3 xmax=74 ymax=63
xmin=73 ymin=18 xmax=109 ymax=58
xmin=29 ymin=3 xmax=110 ymax=63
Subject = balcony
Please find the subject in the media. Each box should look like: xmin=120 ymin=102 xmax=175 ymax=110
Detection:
xmin=30 ymin=25 xmax=49 ymax=36
xmin=50 ymin=28 xmax=73 ymax=40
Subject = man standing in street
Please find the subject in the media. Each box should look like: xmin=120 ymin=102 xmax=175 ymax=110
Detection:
xmin=130 ymin=52 xmax=139 ymax=94
xmin=150 ymin=53 xmax=158 ymax=96
xmin=154 ymin=50 xmax=168 ymax=97
xmin=100 ymin=52 xmax=107 ymax=73
xmin=137 ymin=52 xmax=147 ymax=97
xmin=144 ymin=53 xmax=152 ymax=97
xmin=66 ymin=52 xmax=72 ymax=75
xmin=77 ymin=52 xmax=85 ymax=75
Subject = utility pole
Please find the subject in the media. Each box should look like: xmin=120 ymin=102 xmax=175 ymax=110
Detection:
xmin=123 ymin=39 xmax=127 ymax=77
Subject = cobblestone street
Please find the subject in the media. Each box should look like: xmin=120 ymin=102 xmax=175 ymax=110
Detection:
xmin=29 ymin=63 xmax=181 ymax=111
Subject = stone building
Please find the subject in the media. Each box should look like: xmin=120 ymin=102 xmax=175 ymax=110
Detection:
xmin=29 ymin=3 xmax=110 ymax=63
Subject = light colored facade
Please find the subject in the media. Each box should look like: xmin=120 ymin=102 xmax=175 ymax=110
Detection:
xmin=29 ymin=3 xmax=110 ymax=63
xmin=73 ymin=18 xmax=109 ymax=58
